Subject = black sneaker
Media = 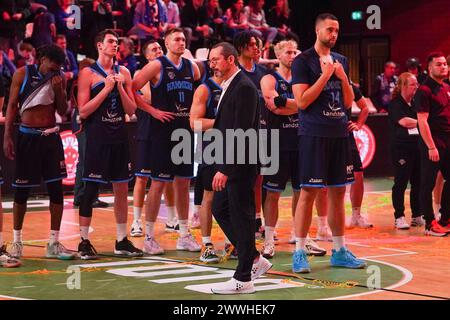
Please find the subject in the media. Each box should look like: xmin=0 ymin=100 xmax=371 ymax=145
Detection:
xmin=114 ymin=237 xmax=143 ymax=257
xmin=78 ymin=239 xmax=98 ymax=260
xmin=92 ymin=199 xmax=109 ymax=208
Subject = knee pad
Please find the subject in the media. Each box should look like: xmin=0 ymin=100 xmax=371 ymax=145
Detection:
xmin=14 ymin=187 xmax=31 ymax=205
xmin=47 ymin=181 xmax=64 ymax=205
xmin=79 ymin=182 xmax=99 ymax=218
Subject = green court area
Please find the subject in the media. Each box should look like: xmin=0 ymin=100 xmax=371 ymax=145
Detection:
xmin=0 ymin=250 xmax=404 ymax=300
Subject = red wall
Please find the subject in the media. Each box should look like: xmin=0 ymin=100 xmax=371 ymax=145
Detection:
xmin=379 ymin=0 xmax=450 ymax=70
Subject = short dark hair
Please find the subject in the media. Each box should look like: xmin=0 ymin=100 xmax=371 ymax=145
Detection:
xmin=233 ymin=30 xmax=260 ymax=55
xmin=36 ymin=44 xmax=66 ymax=65
xmin=94 ymin=29 xmax=119 ymax=46
xmin=142 ymin=40 xmax=158 ymax=55
xmin=165 ymin=27 xmax=185 ymax=39
xmin=211 ymin=42 xmax=238 ymax=65
xmin=427 ymin=51 xmax=445 ymax=66
xmin=56 ymin=34 xmax=66 ymax=41
xmin=384 ymin=61 xmax=396 ymax=67
xmin=315 ymin=13 xmax=338 ymax=26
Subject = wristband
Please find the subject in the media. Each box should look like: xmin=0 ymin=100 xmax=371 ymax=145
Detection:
xmin=274 ymin=96 xmax=287 ymax=108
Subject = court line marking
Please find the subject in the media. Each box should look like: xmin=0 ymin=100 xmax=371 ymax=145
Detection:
xmin=321 ymin=259 xmax=414 ymax=300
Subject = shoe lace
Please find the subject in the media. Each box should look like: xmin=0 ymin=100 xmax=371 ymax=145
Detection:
xmin=294 ymin=251 xmax=305 ymax=265
xmin=55 ymin=242 xmax=70 ymax=254
xmin=84 ymin=240 xmax=98 ymax=255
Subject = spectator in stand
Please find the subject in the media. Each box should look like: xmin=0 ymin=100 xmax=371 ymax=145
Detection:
xmin=267 ymin=0 xmax=298 ymax=43
xmin=371 ymin=61 xmax=398 ymax=113
xmin=0 ymin=0 xmax=31 ymax=55
xmin=181 ymin=0 xmax=212 ymax=50
xmin=93 ymin=0 xmax=114 ymax=32
xmin=225 ymin=0 xmax=248 ymax=39
xmin=162 ymin=0 xmax=181 ymax=31
xmin=118 ymin=37 xmax=138 ymax=76
xmin=128 ymin=0 xmax=167 ymax=42
xmin=54 ymin=0 xmax=81 ymax=54
xmin=244 ymin=0 xmax=277 ymax=56
xmin=15 ymin=42 xmax=35 ymax=68
xmin=31 ymin=7 xmax=57 ymax=49
xmin=444 ymin=55 xmax=450 ymax=85
xmin=406 ymin=57 xmax=427 ymax=84
xmin=55 ymin=34 xmax=78 ymax=82
xmin=0 ymin=50 xmax=16 ymax=80
xmin=206 ymin=0 xmax=225 ymax=42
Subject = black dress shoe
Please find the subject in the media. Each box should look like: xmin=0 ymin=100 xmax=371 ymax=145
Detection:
xmin=92 ymin=199 xmax=108 ymax=208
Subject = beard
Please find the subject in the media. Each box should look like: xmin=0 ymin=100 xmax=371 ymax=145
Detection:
xmin=320 ymin=39 xmax=336 ymax=49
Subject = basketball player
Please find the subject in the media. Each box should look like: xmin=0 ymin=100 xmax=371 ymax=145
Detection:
xmin=233 ymin=31 xmax=268 ymax=238
xmin=190 ymin=67 xmax=223 ymax=263
xmin=261 ymin=40 xmax=326 ymax=258
xmin=132 ymin=28 xmax=202 ymax=254
xmin=77 ymin=29 xmax=142 ymax=259
xmin=130 ymin=40 xmax=180 ymax=237
xmin=3 ymin=44 xmax=74 ymax=260
xmin=1 ymin=173 xmax=21 ymax=267
xmin=291 ymin=13 xmax=366 ymax=273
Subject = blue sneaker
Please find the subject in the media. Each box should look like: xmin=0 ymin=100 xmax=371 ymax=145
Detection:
xmin=330 ymin=247 xmax=366 ymax=269
xmin=292 ymin=250 xmax=311 ymax=273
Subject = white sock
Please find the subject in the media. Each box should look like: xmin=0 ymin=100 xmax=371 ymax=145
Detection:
xmin=332 ymin=236 xmax=345 ymax=251
xmin=256 ymin=211 xmax=261 ymax=219
xmin=133 ymin=206 xmax=142 ymax=221
xmin=145 ymin=221 xmax=155 ymax=239
xmin=0 ymin=232 xmax=3 ymax=247
xmin=13 ymin=229 xmax=22 ymax=243
xmin=352 ymin=207 xmax=361 ymax=217
xmin=318 ymin=216 xmax=327 ymax=229
xmin=178 ymin=219 xmax=188 ymax=236
xmin=116 ymin=223 xmax=127 ymax=242
xmin=194 ymin=205 xmax=201 ymax=214
xmin=295 ymin=237 xmax=306 ymax=251
xmin=265 ymin=226 xmax=275 ymax=242
xmin=167 ymin=206 xmax=177 ymax=222
xmin=49 ymin=230 xmax=59 ymax=244
xmin=202 ymin=236 xmax=212 ymax=245
xmin=433 ymin=202 xmax=440 ymax=215
xmin=80 ymin=226 xmax=89 ymax=240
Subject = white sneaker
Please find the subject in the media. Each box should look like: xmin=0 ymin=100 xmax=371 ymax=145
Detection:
xmin=211 ymin=278 xmax=255 ymax=295
xmin=10 ymin=242 xmax=23 ymax=259
xmin=176 ymin=233 xmax=201 ymax=252
xmin=0 ymin=245 xmax=21 ymax=268
xmin=349 ymin=215 xmax=373 ymax=228
xmin=130 ymin=219 xmax=143 ymax=237
xmin=305 ymin=237 xmax=327 ymax=256
xmin=143 ymin=237 xmax=164 ymax=255
xmin=46 ymin=241 xmax=76 ymax=260
xmin=395 ymin=216 xmax=410 ymax=230
xmin=165 ymin=219 xmax=179 ymax=233
xmin=288 ymin=231 xmax=296 ymax=244
xmin=410 ymin=216 xmax=425 ymax=227
xmin=316 ymin=225 xmax=332 ymax=242
xmin=190 ymin=212 xmax=201 ymax=229
xmin=261 ymin=241 xmax=275 ymax=259
xmin=251 ymin=255 xmax=272 ymax=280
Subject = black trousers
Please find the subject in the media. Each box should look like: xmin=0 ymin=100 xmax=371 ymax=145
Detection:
xmin=391 ymin=142 xmax=421 ymax=219
xmin=419 ymin=138 xmax=450 ymax=224
xmin=212 ymin=169 xmax=259 ymax=282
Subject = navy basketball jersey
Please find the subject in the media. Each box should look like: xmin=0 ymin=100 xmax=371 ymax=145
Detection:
xmin=239 ymin=62 xmax=268 ymax=128
xmin=84 ymin=61 xmax=127 ymax=143
xmin=203 ymin=77 xmax=222 ymax=119
xmin=268 ymin=71 xmax=298 ymax=151
xmin=151 ymin=56 xmax=195 ymax=131
xmin=292 ymin=47 xmax=350 ymax=138
xmin=18 ymin=64 xmax=61 ymax=110
xmin=198 ymin=77 xmax=222 ymax=159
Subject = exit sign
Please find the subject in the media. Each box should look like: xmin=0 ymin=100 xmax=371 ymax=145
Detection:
xmin=351 ymin=11 xmax=363 ymax=20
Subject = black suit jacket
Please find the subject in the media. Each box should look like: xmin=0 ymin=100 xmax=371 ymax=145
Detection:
xmin=213 ymin=70 xmax=260 ymax=178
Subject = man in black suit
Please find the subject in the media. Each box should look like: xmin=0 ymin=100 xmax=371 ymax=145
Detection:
xmin=207 ymin=42 xmax=272 ymax=295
